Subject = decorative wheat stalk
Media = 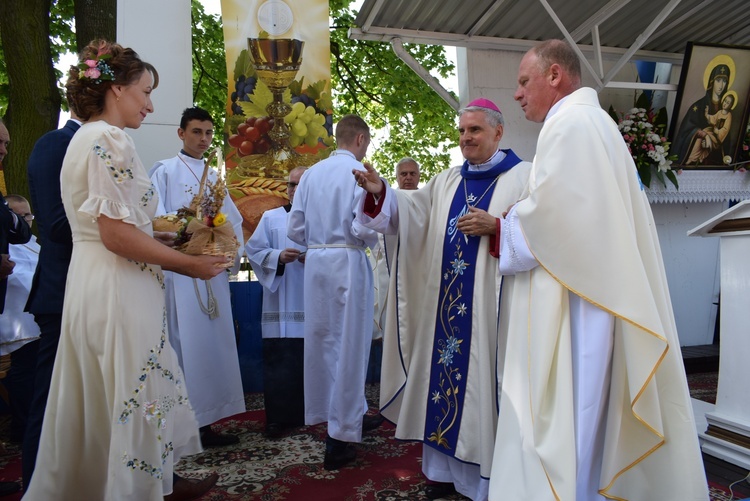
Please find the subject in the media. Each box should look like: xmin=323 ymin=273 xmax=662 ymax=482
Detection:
xmin=231 ymin=177 xmax=288 ymax=198
xmin=195 ymin=149 xmax=219 ymax=220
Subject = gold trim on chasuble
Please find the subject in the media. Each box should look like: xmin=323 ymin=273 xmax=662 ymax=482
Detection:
xmin=525 ymin=260 xmax=669 ymax=500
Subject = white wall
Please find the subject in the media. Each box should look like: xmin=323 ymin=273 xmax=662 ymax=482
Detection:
xmin=457 ymin=46 xmax=723 ymax=347
xmin=117 ymin=0 xmax=192 ymax=170
xmin=456 ymin=47 xmax=541 ymax=160
xmin=653 ymin=202 xmax=723 ymax=346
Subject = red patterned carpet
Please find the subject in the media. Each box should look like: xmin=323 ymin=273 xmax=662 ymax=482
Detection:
xmin=0 ymin=379 xmax=746 ymax=500
xmin=0 ymin=389 xmax=467 ymax=501
xmin=687 ymin=371 xmax=719 ymax=405
xmin=173 ymin=392 xmax=440 ymax=500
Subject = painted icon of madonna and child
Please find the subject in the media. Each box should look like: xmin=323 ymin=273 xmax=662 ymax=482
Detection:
xmin=671 ymin=44 xmax=750 ymax=169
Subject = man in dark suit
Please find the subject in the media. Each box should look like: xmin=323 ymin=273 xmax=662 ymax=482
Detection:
xmin=21 ymin=115 xmax=81 ymax=490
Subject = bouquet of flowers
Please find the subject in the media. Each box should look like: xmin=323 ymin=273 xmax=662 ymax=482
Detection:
xmin=610 ymin=101 xmax=679 ymax=189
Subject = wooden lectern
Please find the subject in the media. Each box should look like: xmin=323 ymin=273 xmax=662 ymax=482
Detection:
xmin=688 ymin=199 xmax=750 ymax=469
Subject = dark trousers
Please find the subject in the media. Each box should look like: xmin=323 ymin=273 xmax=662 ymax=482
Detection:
xmin=262 ymin=338 xmax=305 ymax=427
xmin=4 ymin=340 xmax=39 ymax=442
xmin=22 ymin=313 xmax=62 ymax=490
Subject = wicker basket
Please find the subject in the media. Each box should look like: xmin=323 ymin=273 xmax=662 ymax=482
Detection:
xmin=179 ymin=226 xmax=239 ymax=269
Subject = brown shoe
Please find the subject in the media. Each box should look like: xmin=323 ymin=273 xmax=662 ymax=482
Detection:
xmin=164 ymin=473 xmax=219 ymax=501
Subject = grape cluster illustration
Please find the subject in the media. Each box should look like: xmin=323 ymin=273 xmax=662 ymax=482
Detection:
xmin=231 ymin=75 xmax=257 ymax=115
xmin=227 ymin=49 xmax=334 ymax=158
xmin=228 ymin=116 xmax=274 ymax=157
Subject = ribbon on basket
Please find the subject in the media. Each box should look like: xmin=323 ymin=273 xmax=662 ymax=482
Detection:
xmin=181 ymin=217 xmax=239 ymax=266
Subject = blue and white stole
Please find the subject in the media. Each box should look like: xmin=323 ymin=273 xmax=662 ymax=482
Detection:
xmin=423 ymin=149 xmax=521 ymax=455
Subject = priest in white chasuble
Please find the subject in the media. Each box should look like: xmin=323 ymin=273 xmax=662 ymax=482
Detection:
xmin=488 ymin=40 xmax=708 ymax=501
xmin=354 ymin=99 xmax=531 ymax=501
xmin=150 ymin=107 xmax=246 ymax=447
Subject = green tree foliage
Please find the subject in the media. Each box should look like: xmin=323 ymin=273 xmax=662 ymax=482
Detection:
xmin=329 ymin=0 xmax=457 ymax=182
xmin=189 ymin=0 xmax=458 ymax=183
xmin=0 ymin=0 xmax=99 ymax=200
xmin=0 ymin=0 xmax=78 ymax=199
xmin=0 ymin=0 xmax=457 ymax=192
xmin=51 ymin=0 xmax=78 ymax=91
xmin=0 ymin=0 xmax=76 ymax=117
xmin=191 ymin=0 xmax=228 ymax=151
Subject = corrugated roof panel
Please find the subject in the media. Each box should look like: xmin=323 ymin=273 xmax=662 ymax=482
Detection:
xmin=478 ymin=1 xmax=555 ymax=40
xmin=354 ymin=0 xmax=750 ymax=55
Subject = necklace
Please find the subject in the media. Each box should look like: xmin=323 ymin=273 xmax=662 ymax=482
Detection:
xmin=463 ymin=175 xmax=499 ymax=207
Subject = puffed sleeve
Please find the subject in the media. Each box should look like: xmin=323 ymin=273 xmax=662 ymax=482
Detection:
xmin=78 ymin=127 xmax=151 ymax=227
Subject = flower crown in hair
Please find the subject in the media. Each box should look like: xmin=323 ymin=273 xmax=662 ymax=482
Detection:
xmin=78 ymin=53 xmax=115 ymax=84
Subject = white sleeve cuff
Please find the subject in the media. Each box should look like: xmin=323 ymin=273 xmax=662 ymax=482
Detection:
xmin=499 ymin=206 xmax=538 ymax=274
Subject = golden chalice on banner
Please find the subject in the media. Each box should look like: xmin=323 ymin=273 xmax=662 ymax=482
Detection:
xmin=246 ymin=38 xmax=304 ymax=178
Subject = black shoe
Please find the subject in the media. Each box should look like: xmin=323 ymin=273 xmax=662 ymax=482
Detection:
xmin=323 ymin=444 xmax=356 ymax=470
xmin=362 ymin=413 xmax=384 ymax=432
xmin=0 ymin=481 xmax=20 ymax=497
xmin=265 ymin=422 xmax=286 ymax=439
xmin=423 ymin=482 xmax=457 ymax=499
xmin=200 ymin=428 xmax=239 ymax=448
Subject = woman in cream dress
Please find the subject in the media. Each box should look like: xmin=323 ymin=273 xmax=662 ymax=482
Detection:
xmin=24 ymin=40 xmax=227 ymax=500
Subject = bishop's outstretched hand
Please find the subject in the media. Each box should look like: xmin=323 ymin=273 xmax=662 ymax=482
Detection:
xmin=352 ymin=162 xmax=384 ymax=196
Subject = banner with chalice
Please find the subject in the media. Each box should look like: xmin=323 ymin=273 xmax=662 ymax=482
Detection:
xmin=219 ymin=0 xmax=333 ymax=240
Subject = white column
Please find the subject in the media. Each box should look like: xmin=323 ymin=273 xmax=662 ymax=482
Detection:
xmin=117 ymin=0 xmax=192 ymax=170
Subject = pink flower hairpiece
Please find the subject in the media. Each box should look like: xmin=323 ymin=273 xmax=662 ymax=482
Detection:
xmin=77 ymin=53 xmax=115 ymax=84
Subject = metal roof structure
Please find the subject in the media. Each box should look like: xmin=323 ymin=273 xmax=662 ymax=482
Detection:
xmin=351 ymin=0 xmax=750 ymax=101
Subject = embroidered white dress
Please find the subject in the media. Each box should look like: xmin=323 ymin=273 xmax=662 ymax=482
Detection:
xmin=24 ymin=121 xmax=201 ymax=500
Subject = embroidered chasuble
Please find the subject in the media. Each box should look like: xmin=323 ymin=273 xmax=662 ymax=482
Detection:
xmin=360 ymin=150 xmax=531 ymax=478
xmin=424 ymin=159 xmax=513 ymax=456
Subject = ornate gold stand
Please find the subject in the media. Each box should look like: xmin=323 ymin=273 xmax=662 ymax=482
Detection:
xmin=244 ymin=38 xmax=304 ymax=178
